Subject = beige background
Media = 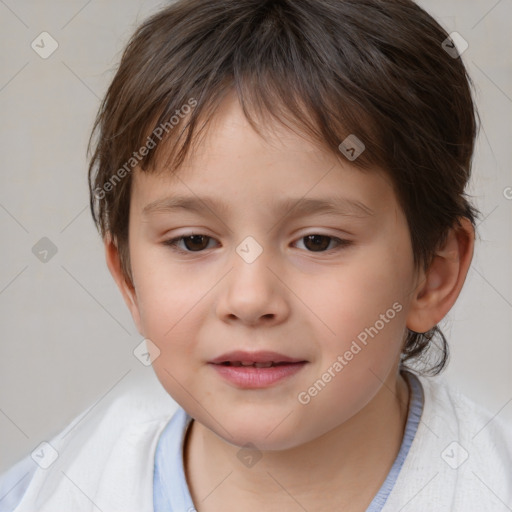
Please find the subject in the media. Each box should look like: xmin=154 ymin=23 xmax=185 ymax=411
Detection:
xmin=0 ymin=0 xmax=511 ymax=473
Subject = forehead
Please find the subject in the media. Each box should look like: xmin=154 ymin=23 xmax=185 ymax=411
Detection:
xmin=133 ymin=94 xmax=397 ymax=218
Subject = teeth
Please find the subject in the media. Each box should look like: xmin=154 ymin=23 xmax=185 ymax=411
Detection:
xmin=254 ymin=362 xmax=273 ymax=368
xmin=229 ymin=361 xmax=275 ymax=367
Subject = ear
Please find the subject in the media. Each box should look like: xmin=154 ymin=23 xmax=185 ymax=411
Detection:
xmin=406 ymin=217 xmax=475 ymax=333
xmin=104 ymin=236 xmax=143 ymax=335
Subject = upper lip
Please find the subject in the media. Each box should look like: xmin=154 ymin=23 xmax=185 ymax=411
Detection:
xmin=209 ymin=350 xmax=306 ymax=364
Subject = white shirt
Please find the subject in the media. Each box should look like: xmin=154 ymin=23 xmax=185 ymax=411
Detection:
xmin=1 ymin=369 xmax=511 ymax=511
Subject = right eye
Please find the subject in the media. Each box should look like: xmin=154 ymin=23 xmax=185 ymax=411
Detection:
xmin=163 ymin=234 xmax=219 ymax=254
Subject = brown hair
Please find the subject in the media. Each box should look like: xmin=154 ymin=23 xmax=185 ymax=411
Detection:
xmin=88 ymin=0 xmax=479 ymax=375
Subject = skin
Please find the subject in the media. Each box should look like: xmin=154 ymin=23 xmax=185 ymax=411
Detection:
xmin=106 ymin=92 xmax=474 ymax=511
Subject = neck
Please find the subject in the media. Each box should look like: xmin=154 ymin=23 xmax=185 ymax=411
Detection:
xmin=184 ymin=371 xmax=410 ymax=512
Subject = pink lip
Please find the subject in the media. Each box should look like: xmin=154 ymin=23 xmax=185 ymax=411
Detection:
xmin=209 ymin=350 xmax=305 ymax=365
xmin=208 ymin=350 xmax=308 ymax=389
xmin=210 ymin=362 xmax=306 ymax=388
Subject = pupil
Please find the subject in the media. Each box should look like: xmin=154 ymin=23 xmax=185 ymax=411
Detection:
xmin=305 ymin=235 xmax=329 ymax=251
xmin=185 ymin=235 xmax=208 ymax=251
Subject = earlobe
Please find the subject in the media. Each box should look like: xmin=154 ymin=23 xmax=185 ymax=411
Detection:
xmin=406 ymin=217 xmax=475 ymax=333
xmin=104 ymin=236 xmax=143 ymax=334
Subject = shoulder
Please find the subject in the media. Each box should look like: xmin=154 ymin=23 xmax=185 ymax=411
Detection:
xmin=424 ymin=375 xmax=512 ymax=507
xmin=419 ymin=373 xmax=512 ymax=451
xmin=382 ymin=373 xmax=512 ymax=511
xmin=2 ymin=370 xmax=179 ymax=512
xmin=0 ymin=455 xmax=37 ymax=512
xmin=41 ymin=369 xmax=179 ymax=468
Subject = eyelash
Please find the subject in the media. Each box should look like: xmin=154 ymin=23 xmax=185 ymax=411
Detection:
xmin=162 ymin=233 xmax=353 ymax=255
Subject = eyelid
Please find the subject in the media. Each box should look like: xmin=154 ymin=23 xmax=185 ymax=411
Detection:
xmin=162 ymin=233 xmax=218 ymax=254
xmin=162 ymin=232 xmax=353 ymax=255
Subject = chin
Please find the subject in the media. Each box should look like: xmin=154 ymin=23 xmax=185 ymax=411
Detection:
xmin=209 ymin=414 xmax=311 ymax=452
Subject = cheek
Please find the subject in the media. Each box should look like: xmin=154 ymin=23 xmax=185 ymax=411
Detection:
xmin=130 ymin=245 xmax=204 ymax=352
xmin=292 ymin=258 xmax=410 ymax=433
xmin=133 ymin=256 xmax=208 ymax=408
xmin=320 ymin=257 xmax=409 ymax=331
xmin=306 ymin=240 xmax=413 ymax=371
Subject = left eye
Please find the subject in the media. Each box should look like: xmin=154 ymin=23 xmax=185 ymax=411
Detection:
xmin=163 ymin=234 xmax=351 ymax=254
xmin=294 ymin=234 xmax=351 ymax=252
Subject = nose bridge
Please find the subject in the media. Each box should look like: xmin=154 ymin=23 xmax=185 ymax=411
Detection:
xmin=231 ymin=234 xmax=275 ymax=295
xmin=217 ymin=234 xmax=288 ymax=325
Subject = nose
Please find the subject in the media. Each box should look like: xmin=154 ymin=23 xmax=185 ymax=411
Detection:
xmin=215 ymin=243 xmax=290 ymax=327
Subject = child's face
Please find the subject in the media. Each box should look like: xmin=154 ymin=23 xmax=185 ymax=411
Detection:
xmin=123 ymin=94 xmax=420 ymax=450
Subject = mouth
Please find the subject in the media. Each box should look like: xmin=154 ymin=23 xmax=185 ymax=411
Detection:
xmin=208 ymin=351 xmax=308 ymax=388
xmin=215 ymin=361 xmax=303 ymax=368
xmin=209 ymin=350 xmax=307 ymax=366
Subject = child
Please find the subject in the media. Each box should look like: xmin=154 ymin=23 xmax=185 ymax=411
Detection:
xmin=2 ymin=0 xmax=511 ymax=510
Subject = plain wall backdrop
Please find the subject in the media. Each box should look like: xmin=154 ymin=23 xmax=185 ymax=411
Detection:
xmin=0 ymin=0 xmax=511 ymax=473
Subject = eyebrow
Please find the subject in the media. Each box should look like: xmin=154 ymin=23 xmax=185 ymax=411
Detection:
xmin=142 ymin=194 xmax=375 ymax=219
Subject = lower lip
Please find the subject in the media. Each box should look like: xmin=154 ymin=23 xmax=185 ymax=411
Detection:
xmin=209 ymin=362 xmax=307 ymax=389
